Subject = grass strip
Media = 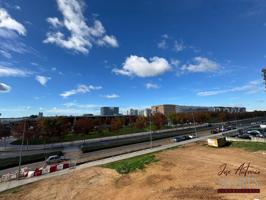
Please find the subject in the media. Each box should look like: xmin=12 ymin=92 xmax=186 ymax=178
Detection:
xmin=229 ymin=141 xmax=266 ymax=151
xmin=103 ymin=154 xmax=158 ymax=174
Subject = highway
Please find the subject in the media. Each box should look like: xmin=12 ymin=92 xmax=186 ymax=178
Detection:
xmin=0 ymin=117 xmax=263 ymax=176
xmin=0 ymin=129 xmax=211 ymax=176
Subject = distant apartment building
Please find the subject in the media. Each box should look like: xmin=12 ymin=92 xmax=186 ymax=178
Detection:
xmin=151 ymin=104 xmax=246 ymax=115
xmin=38 ymin=112 xmax=43 ymax=118
xmin=176 ymin=105 xmax=211 ymax=113
xmin=127 ymin=108 xmax=152 ymax=117
xmin=128 ymin=109 xmax=138 ymax=116
xmin=151 ymin=104 xmax=176 ymax=116
xmin=100 ymin=107 xmax=119 ymax=116
xmin=138 ymin=108 xmax=152 ymax=117
xmin=210 ymin=106 xmax=246 ymax=113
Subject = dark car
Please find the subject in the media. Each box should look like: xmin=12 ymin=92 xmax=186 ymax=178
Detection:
xmin=211 ymin=128 xmax=220 ymax=134
xmin=237 ymin=134 xmax=251 ymax=140
xmin=172 ymin=135 xmax=190 ymax=142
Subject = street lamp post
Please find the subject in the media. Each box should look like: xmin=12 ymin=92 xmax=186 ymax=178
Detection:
xmin=234 ymin=112 xmax=238 ymax=129
xmin=149 ymin=115 xmax=153 ymax=148
xmin=192 ymin=112 xmax=197 ymax=137
xmin=18 ymin=120 xmax=26 ymax=179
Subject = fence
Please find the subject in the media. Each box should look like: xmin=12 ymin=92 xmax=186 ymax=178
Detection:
xmin=0 ymin=161 xmax=76 ymax=183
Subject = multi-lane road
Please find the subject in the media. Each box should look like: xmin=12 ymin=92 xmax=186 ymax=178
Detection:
xmin=0 ymin=117 xmax=264 ymax=176
xmin=0 ymin=129 xmax=211 ymax=175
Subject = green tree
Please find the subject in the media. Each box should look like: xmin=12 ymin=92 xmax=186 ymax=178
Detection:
xmin=169 ymin=113 xmax=178 ymax=125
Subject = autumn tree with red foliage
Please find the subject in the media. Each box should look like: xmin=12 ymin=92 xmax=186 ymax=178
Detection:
xmin=110 ymin=118 xmax=124 ymax=132
xmin=134 ymin=116 xmax=147 ymax=129
xmin=74 ymin=118 xmax=95 ymax=134
xmin=40 ymin=117 xmax=71 ymax=142
xmin=152 ymin=113 xmax=167 ymax=130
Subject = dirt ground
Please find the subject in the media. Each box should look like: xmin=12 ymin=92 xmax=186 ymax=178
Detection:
xmin=0 ymin=142 xmax=265 ymax=200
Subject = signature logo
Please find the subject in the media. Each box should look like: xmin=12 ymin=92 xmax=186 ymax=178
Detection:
xmin=217 ymin=162 xmax=260 ymax=194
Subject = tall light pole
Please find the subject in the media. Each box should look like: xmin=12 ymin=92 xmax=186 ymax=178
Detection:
xmin=18 ymin=120 xmax=26 ymax=179
xmin=192 ymin=112 xmax=197 ymax=137
xmin=234 ymin=112 xmax=238 ymax=129
xmin=149 ymin=114 xmax=153 ymax=148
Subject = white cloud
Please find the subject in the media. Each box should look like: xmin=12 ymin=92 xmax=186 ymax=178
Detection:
xmin=170 ymin=59 xmax=181 ymax=67
xmin=98 ymin=35 xmax=119 ymax=47
xmin=158 ymin=39 xmax=167 ymax=49
xmin=44 ymin=0 xmax=118 ymax=54
xmin=102 ymin=94 xmax=120 ymax=99
xmin=197 ymin=80 xmax=263 ymax=96
xmin=60 ymin=84 xmax=102 ymax=98
xmin=0 ymin=82 xmax=11 ymax=93
xmin=113 ymin=55 xmax=172 ymax=77
xmin=182 ymin=57 xmax=219 ymax=73
xmin=174 ymin=40 xmax=185 ymax=52
xmin=0 ymin=65 xmax=29 ymax=77
xmin=0 ymin=28 xmax=18 ymax=38
xmin=35 ymin=75 xmax=51 ymax=86
xmin=15 ymin=5 xmax=21 ymax=10
xmin=46 ymin=103 xmax=101 ymax=115
xmin=162 ymin=34 xmax=169 ymax=39
xmin=47 ymin=17 xmax=63 ymax=28
xmin=0 ymin=8 xmax=26 ymax=36
xmin=0 ymin=49 xmax=11 ymax=58
xmin=145 ymin=83 xmax=159 ymax=89
xmin=63 ymin=102 xmax=100 ymax=109
xmin=31 ymin=62 xmax=39 ymax=66
xmin=0 ymin=39 xmax=28 ymax=58
xmin=0 ymin=8 xmax=29 ymax=58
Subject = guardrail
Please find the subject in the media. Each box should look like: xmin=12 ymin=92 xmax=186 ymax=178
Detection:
xmin=0 ymin=161 xmax=76 ymax=183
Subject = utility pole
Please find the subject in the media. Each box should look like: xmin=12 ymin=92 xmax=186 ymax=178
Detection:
xmin=149 ymin=114 xmax=153 ymax=148
xmin=234 ymin=112 xmax=238 ymax=129
xmin=192 ymin=112 xmax=197 ymax=137
xmin=18 ymin=120 xmax=26 ymax=179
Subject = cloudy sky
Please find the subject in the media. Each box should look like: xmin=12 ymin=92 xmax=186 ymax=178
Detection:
xmin=0 ymin=0 xmax=266 ymax=117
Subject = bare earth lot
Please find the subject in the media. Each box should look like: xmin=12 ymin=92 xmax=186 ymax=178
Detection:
xmin=0 ymin=142 xmax=265 ymax=200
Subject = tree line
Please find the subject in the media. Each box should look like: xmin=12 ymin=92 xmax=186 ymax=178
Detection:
xmin=0 ymin=111 xmax=265 ymax=144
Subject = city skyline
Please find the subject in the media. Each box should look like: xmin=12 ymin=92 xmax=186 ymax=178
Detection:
xmin=1 ymin=0 xmax=266 ymax=117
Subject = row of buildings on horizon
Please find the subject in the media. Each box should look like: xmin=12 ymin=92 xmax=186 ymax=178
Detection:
xmin=0 ymin=104 xmax=247 ymax=122
xmin=100 ymin=104 xmax=246 ymax=117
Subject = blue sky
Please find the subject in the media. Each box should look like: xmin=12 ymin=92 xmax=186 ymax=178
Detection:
xmin=0 ymin=0 xmax=266 ymax=117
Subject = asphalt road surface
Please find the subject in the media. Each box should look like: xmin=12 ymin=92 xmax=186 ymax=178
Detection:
xmin=0 ymin=129 xmax=210 ymax=176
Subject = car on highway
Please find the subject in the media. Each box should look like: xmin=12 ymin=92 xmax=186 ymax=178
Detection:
xmin=188 ymin=134 xmax=197 ymax=139
xmin=236 ymin=134 xmax=251 ymax=140
xmin=45 ymin=155 xmax=68 ymax=165
xmin=211 ymin=128 xmax=220 ymax=134
xmin=172 ymin=135 xmax=191 ymax=142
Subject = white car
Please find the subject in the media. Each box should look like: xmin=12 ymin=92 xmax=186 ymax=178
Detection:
xmin=45 ymin=155 xmax=65 ymax=165
xmin=188 ymin=135 xmax=197 ymax=139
